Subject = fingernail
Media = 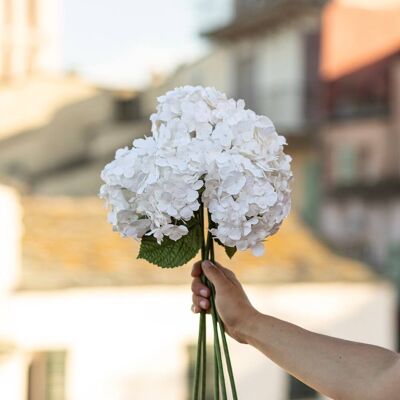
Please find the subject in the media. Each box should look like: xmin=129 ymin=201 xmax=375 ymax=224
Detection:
xmin=191 ymin=304 xmax=196 ymax=313
xmin=200 ymin=300 xmax=207 ymax=309
xmin=200 ymin=289 xmax=208 ymax=297
xmin=202 ymin=260 xmax=213 ymax=268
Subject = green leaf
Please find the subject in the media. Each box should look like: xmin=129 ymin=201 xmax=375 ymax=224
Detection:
xmin=137 ymin=220 xmax=202 ymax=268
xmin=224 ymin=245 xmax=237 ymax=259
xmin=214 ymin=237 xmax=237 ymax=259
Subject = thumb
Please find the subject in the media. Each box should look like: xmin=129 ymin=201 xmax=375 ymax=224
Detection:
xmin=202 ymin=260 xmax=228 ymax=290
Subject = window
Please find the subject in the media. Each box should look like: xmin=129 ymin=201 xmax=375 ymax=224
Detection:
xmin=384 ymin=243 xmax=400 ymax=287
xmin=325 ymin=56 xmax=391 ymax=120
xmin=331 ymin=144 xmax=374 ymax=186
xmin=187 ymin=344 xmax=215 ymax=400
xmin=27 ymin=351 xmax=66 ymax=400
xmin=304 ymin=31 xmax=321 ymax=123
xmin=302 ymin=160 xmax=321 ymax=228
xmin=357 ymin=146 xmax=373 ymax=182
xmin=114 ymin=97 xmax=141 ymax=122
xmin=236 ymin=0 xmax=272 ymax=14
xmin=288 ymin=375 xmax=318 ymax=400
xmin=236 ymin=49 xmax=256 ymax=111
xmin=333 ymin=145 xmax=358 ymax=185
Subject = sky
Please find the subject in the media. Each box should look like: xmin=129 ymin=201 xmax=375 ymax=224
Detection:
xmin=62 ymin=0 xmax=231 ymax=89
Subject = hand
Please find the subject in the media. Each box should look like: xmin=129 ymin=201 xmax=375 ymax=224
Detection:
xmin=191 ymin=260 xmax=258 ymax=344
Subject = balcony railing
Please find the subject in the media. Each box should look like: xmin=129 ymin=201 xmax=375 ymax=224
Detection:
xmin=235 ymin=84 xmax=322 ymax=133
xmin=235 ymin=0 xmax=327 ymax=17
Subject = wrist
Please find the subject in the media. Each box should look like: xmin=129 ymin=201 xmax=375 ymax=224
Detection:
xmin=235 ymin=307 xmax=262 ymax=345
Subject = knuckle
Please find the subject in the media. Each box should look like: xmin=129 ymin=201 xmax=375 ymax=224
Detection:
xmin=192 ymin=294 xmax=201 ymax=305
xmin=191 ymin=279 xmax=202 ymax=294
xmin=227 ymin=271 xmax=236 ymax=279
xmin=191 ymin=262 xmax=201 ymax=276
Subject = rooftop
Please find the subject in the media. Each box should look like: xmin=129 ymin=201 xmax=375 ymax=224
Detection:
xmin=0 ymin=75 xmax=98 ymax=141
xmin=203 ymin=0 xmax=325 ymax=40
xmin=321 ymin=1 xmax=400 ymax=80
xmin=19 ymin=196 xmax=374 ymax=290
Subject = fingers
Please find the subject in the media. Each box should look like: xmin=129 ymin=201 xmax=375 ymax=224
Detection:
xmin=191 ymin=304 xmax=210 ymax=314
xmin=191 ymin=304 xmax=201 ymax=314
xmin=191 ymin=260 xmax=202 ymax=277
xmin=191 ymin=264 xmax=211 ymax=314
xmin=191 ymin=278 xmax=210 ymax=298
xmin=202 ymin=260 xmax=229 ymax=290
xmin=192 ymin=294 xmax=210 ymax=311
xmin=192 ymin=260 xmax=236 ymax=283
xmin=191 ymin=268 xmax=210 ymax=310
xmin=214 ymin=261 xmax=238 ymax=282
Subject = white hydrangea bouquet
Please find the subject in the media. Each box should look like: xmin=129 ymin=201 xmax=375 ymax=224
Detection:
xmin=100 ymin=86 xmax=292 ymax=399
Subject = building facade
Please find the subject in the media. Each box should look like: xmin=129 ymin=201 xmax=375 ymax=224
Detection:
xmin=0 ymin=184 xmax=395 ymax=400
xmin=318 ymin=2 xmax=400 ymax=274
xmin=0 ymin=0 xmax=61 ymax=82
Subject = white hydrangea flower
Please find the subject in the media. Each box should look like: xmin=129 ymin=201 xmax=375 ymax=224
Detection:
xmin=100 ymin=85 xmax=292 ymax=255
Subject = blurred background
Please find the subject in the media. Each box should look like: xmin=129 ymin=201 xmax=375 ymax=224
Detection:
xmin=0 ymin=0 xmax=399 ymax=399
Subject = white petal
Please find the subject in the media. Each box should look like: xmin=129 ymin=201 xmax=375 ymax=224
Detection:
xmin=252 ymin=243 xmax=265 ymax=256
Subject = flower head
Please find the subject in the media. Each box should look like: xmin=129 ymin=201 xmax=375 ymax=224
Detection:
xmin=100 ymin=86 xmax=292 ymax=255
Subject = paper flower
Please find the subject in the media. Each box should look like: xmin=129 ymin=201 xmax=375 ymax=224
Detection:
xmin=100 ymin=85 xmax=292 ymax=260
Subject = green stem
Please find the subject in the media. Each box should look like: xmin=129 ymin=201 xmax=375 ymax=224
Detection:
xmin=193 ymin=206 xmax=207 ymax=400
xmin=208 ymin=213 xmax=239 ymax=400
xmin=200 ymin=205 xmax=206 ymax=260
xmin=200 ymin=206 xmax=207 ymax=400
xmin=214 ymin=345 xmax=220 ymax=400
xmin=205 ymin=234 xmax=220 ymax=400
xmin=201 ymin=313 xmax=206 ymax=400
xmin=216 ymin=296 xmax=238 ymax=399
xmin=209 ymin=284 xmax=227 ymax=399
xmin=194 ymin=205 xmax=238 ymax=400
xmin=193 ymin=315 xmax=204 ymax=400
xmin=205 ymin=232 xmax=227 ymax=400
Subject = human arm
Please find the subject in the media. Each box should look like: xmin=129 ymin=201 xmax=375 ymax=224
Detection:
xmin=191 ymin=260 xmax=400 ymax=400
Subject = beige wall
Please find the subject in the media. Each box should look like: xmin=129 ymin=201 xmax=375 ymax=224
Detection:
xmin=141 ymin=48 xmax=236 ymax=117
xmin=0 ymin=185 xmax=21 ymax=293
xmin=0 ymin=92 xmax=111 ymax=174
xmin=0 ymin=77 xmax=148 ymax=196
xmin=287 ymin=143 xmax=315 ymax=212
xmin=0 ymin=87 xmax=135 ymax=195
xmin=0 ymin=282 xmax=396 ymax=400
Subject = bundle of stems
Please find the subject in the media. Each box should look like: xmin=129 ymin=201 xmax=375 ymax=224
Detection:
xmin=192 ymin=206 xmax=238 ymax=400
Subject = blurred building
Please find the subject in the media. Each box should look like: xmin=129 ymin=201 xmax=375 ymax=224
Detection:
xmin=0 ymin=0 xmax=61 ymax=82
xmin=0 ymin=0 xmax=328 ymax=217
xmin=0 ymin=77 xmax=145 ymax=195
xmin=318 ymin=1 xmax=400 ymax=274
xmin=141 ymin=0 xmax=327 ymax=217
xmin=0 ymin=184 xmax=396 ymax=400
xmin=0 ymin=0 xmax=145 ymax=196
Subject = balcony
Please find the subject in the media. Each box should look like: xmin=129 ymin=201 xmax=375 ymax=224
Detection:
xmin=322 ymin=118 xmax=400 ymax=197
xmin=203 ymin=0 xmax=327 ymax=40
xmin=324 ymin=51 xmax=397 ymax=121
xmin=234 ymin=0 xmax=327 ymax=17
